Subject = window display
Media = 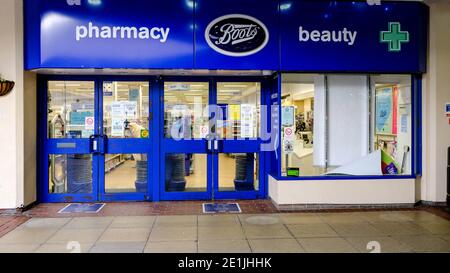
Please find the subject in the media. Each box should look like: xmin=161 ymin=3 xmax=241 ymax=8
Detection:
xmin=281 ymin=74 xmax=412 ymax=177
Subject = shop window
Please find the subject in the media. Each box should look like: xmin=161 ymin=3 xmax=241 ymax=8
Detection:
xmin=47 ymin=81 xmax=95 ymax=139
xmin=216 ymin=82 xmax=261 ymax=139
xmin=281 ymin=74 xmax=412 ymax=177
xmin=165 ymin=153 xmax=207 ymax=192
xmin=103 ymin=81 xmax=149 ymax=139
xmin=48 ymin=154 xmax=93 ymax=194
xmin=164 ymin=82 xmax=209 ymax=139
xmin=105 ymin=153 xmax=148 ymax=193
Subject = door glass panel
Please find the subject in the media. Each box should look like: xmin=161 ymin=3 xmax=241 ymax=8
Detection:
xmin=48 ymin=81 xmax=95 ymax=138
xmin=103 ymin=82 xmax=149 ymax=138
xmin=48 ymin=154 xmax=92 ymax=194
xmin=164 ymin=82 xmax=209 ymax=139
xmin=105 ymin=153 xmax=147 ymax=193
xmin=165 ymin=153 xmax=207 ymax=192
xmin=218 ymin=153 xmax=259 ymax=192
xmin=217 ymin=82 xmax=261 ymax=139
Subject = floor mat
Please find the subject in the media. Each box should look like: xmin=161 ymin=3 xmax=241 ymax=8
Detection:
xmin=58 ymin=203 xmax=105 ymax=214
xmin=202 ymin=203 xmax=241 ymax=213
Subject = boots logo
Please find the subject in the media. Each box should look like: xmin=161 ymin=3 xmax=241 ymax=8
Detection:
xmin=205 ymin=14 xmax=269 ymax=57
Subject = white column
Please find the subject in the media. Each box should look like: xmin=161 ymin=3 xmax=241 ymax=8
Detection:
xmin=0 ymin=0 xmax=36 ymax=209
xmin=421 ymin=1 xmax=450 ymax=203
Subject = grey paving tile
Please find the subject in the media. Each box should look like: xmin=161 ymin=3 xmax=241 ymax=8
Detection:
xmin=355 ymin=211 xmax=413 ymax=223
xmin=154 ymin=215 xmax=197 ymax=227
xmin=35 ymin=242 xmax=93 ymax=253
xmin=370 ymin=222 xmax=431 ymax=236
xmin=17 ymin=218 xmax=71 ymax=229
xmin=89 ymin=241 xmax=146 ymax=253
xmin=398 ymin=211 xmax=446 ymax=222
xmin=297 ymin=237 xmax=359 ymax=253
xmin=110 ymin=216 xmax=156 ymax=228
xmin=345 ymin=236 xmax=413 ymax=253
xmin=198 ymin=215 xmax=241 ymax=227
xmin=328 ymin=223 xmax=384 ymax=237
xmin=64 ymin=217 xmax=113 ymax=229
xmin=319 ymin=213 xmax=367 ymax=224
xmin=198 ymin=240 xmax=251 ymax=253
xmin=0 ymin=244 xmax=40 ymax=253
xmin=98 ymin=228 xmax=150 ymax=242
xmin=243 ymin=224 xmax=292 ymax=239
xmin=239 ymin=214 xmax=281 ymax=226
xmin=414 ymin=221 xmax=450 ymax=235
xmin=47 ymin=228 xmax=104 ymax=243
xmin=144 ymin=241 xmax=197 ymax=253
xmin=198 ymin=226 xmax=245 ymax=240
xmin=0 ymin=228 xmax=59 ymax=244
xmin=278 ymin=213 xmax=324 ymax=225
xmin=249 ymin=239 xmax=305 ymax=253
xmin=287 ymin=223 xmax=339 ymax=238
xmin=149 ymin=226 xmax=197 ymax=242
xmin=393 ymin=235 xmax=450 ymax=252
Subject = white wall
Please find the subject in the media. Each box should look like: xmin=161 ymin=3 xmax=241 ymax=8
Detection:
xmin=0 ymin=0 xmax=36 ymax=209
xmin=421 ymin=1 xmax=450 ymax=203
xmin=269 ymin=176 xmax=416 ymax=205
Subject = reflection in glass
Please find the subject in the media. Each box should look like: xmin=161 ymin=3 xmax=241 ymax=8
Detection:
xmin=47 ymin=81 xmax=95 ymax=139
xmin=105 ymin=154 xmax=147 ymax=193
xmin=216 ymin=82 xmax=261 ymax=139
xmin=165 ymin=153 xmax=207 ymax=192
xmin=164 ymin=82 xmax=209 ymax=139
xmin=103 ymin=82 xmax=149 ymax=139
xmin=218 ymin=153 xmax=259 ymax=191
xmin=48 ymin=154 xmax=92 ymax=194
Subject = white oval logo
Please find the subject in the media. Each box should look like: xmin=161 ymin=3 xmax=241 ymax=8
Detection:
xmin=205 ymin=14 xmax=269 ymax=57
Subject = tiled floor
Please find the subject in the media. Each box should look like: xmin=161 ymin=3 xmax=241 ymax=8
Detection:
xmin=0 ymin=210 xmax=449 ymax=253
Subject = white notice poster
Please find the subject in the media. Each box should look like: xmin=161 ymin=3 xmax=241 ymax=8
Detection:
xmin=123 ymin=101 xmax=137 ymax=119
xmin=111 ymin=102 xmax=124 ymax=118
xmin=111 ymin=118 xmax=125 ymax=137
xmin=240 ymin=104 xmax=255 ymax=138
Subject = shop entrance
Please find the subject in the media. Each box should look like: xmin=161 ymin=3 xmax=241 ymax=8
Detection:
xmin=161 ymin=78 xmax=265 ymax=200
xmin=42 ymin=78 xmax=152 ymax=202
xmin=39 ymin=76 xmax=267 ymax=202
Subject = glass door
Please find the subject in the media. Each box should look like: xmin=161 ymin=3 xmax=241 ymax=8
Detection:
xmin=161 ymin=80 xmax=213 ymax=200
xmin=160 ymin=79 xmax=265 ymax=201
xmin=213 ymin=81 xmax=263 ymax=199
xmin=99 ymin=81 xmax=152 ymax=201
xmin=44 ymin=80 xmax=99 ymax=202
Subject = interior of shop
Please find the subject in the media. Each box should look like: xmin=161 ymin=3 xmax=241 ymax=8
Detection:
xmin=47 ymin=81 xmax=150 ymax=194
xmin=281 ymin=74 xmax=412 ymax=177
xmin=163 ymin=82 xmax=260 ymax=192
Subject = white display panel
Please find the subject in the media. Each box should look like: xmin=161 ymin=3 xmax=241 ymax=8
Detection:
xmin=314 ymin=75 xmax=369 ymax=167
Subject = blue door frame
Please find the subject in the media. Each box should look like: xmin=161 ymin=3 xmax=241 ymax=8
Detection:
xmin=159 ymin=76 xmax=269 ymax=201
xmin=37 ymin=75 xmax=270 ymax=202
xmin=38 ymin=75 xmax=159 ymax=202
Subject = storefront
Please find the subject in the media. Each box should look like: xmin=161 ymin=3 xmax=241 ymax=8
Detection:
xmin=24 ymin=0 xmax=429 ymax=205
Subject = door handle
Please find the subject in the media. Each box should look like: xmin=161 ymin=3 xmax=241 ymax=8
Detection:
xmin=208 ymin=140 xmax=212 ymax=152
xmin=214 ymin=139 xmax=219 ymax=152
xmin=89 ymin=134 xmax=99 ymax=154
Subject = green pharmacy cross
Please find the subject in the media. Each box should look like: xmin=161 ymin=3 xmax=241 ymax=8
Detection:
xmin=380 ymin=22 xmax=410 ymax=52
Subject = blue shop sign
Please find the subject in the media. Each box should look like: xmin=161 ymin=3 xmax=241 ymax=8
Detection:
xmin=24 ymin=0 xmax=428 ymax=73
xmin=25 ymin=0 xmax=194 ymax=69
xmin=279 ymin=1 xmax=428 ymax=72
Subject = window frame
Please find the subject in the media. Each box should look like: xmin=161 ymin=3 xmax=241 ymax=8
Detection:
xmin=272 ymin=73 xmax=422 ymax=181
